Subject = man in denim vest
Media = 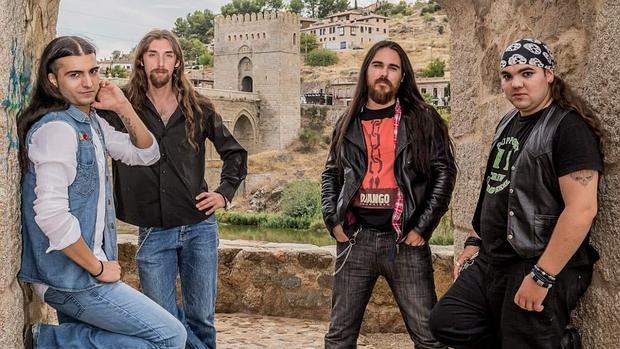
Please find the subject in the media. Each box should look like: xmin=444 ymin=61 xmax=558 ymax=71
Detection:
xmin=18 ymin=36 xmax=187 ymax=348
xmin=430 ymin=38 xmax=603 ymax=349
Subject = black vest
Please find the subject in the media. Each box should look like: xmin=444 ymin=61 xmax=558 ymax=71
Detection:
xmin=473 ymin=103 xmax=598 ymax=265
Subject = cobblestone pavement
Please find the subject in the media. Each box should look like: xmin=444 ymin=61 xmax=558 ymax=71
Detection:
xmin=217 ymin=313 xmax=412 ymax=348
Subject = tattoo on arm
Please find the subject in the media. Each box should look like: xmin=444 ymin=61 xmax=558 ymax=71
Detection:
xmin=570 ymin=170 xmax=596 ymax=187
xmin=118 ymin=112 xmax=138 ymax=145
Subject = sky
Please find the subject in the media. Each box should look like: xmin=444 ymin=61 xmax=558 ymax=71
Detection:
xmin=56 ymin=0 xmax=381 ymax=60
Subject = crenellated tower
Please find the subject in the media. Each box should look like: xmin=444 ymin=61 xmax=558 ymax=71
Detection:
xmin=214 ymin=11 xmax=301 ymax=152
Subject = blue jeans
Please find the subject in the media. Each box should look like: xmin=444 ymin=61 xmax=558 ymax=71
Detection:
xmin=136 ymin=216 xmax=219 ymax=349
xmin=325 ymin=228 xmax=446 ymax=349
xmin=35 ymin=281 xmax=186 ymax=348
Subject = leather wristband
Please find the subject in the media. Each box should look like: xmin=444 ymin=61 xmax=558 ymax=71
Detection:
xmin=530 ymin=264 xmax=556 ymax=288
xmin=464 ymin=236 xmax=482 ymax=248
xmin=90 ymin=260 xmax=104 ymax=278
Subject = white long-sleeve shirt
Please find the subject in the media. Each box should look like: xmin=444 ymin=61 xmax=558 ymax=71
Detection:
xmin=29 ymin=113 xmax=159 ymax=298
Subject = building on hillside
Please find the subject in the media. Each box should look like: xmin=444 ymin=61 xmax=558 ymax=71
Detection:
xmin=301 ymin=10 xmax=389 ymax=50
xmin=327 ymin=77 xmax=451 ymax=107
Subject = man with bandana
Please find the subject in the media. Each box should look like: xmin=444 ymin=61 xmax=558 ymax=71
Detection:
xmin=429 ymin=38 xmax=603 ymax=349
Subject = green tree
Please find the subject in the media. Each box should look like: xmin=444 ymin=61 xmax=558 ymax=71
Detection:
xmin=199 ymin=51 xmax=213 ymax=66
xmin=300 ymin=32 xmax=319 ymax=54
xmin=221 ymin=0 xmax=266 ymax=16
xmin=306 ymin=48 xmax=338 ymax=66
xmin=420 ymin=58 xmax=446 ymax=77
xmin=179 ymin=37 xmax=210 ymax=66
xmin=316 ymin=0 xmax=349 ymax=18
xmin=109 ymin=65 xmax=128 ymax=78
xmin=111 ymin=50 xmax=122 ymax=60
xmin=289 ymin=0 xmax=304 ymax=14
xmin=265 ymin=0 xmax=284 ymax=11
xmin=304 ymin=0 xmax=320 ymax=17
xmin=173 ymin=9 xmax=214 ymax=44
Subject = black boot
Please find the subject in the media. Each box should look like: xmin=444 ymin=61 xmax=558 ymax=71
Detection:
xmin=561 ymin=325 xmax=581 ymax=349
xmin=23 ymin=324 xmax=33 ymax=349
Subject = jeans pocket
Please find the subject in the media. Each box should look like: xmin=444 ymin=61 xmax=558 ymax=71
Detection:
xmin=44 ymin=289 xmax=84 ymax=319
xmin=136 ymin=227 xmax=154 ymax=257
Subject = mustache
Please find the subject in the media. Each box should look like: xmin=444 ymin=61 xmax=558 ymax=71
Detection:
xmin=374 ymin=77 xmax=393 ymax=88
xmin=152 ymin=68 xmax=169 ymax=74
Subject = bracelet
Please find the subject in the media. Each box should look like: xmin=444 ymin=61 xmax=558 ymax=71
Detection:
xmin=530 ymin=264 xmax=556 ymax=288
xmin=464 ymin=236 xmax=482 ymax=248
xmin=90 ymin=260 xmax=104 ymax=278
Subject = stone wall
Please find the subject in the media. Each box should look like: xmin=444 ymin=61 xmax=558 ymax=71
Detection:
xmin=117 ymin=235 xmax=453 ymax=333
xmin=0 ymin=1 xmax=59 ymax=347
xmin=437 ymin=0 xmax=620 ymax=347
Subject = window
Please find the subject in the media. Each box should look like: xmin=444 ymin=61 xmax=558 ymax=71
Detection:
xmin=421 ymin=88 xmax=427 ymax=94
xmin=293 ymin=33 xmax=296 ymax=45
xmin=351 ymin=27 xmax=356 ymax=35
xmin=340 ymin=41 xmax=346 ymax=49
xmin=228 ymin=35 xmax=231 ymax=41
xmin=433 ymin=88 xmax=438 ymax=98
xmin=339 ymin=27 xmax=345 ymax=36
xmin=383 ymin=29 xmax=386 ymax=33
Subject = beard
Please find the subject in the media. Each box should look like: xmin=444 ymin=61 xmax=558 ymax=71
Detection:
xmin=149 ymin=69 xmax=172 ymax=88
xmin=368 ymin=78 xmax=397 ymax=105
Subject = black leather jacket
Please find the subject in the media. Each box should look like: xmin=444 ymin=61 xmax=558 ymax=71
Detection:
xmin=321 ymin=108 xmax=457 ymax=241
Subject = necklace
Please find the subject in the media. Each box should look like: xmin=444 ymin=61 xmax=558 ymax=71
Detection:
xmin=148 ymin=93 xmax=178 ymax=125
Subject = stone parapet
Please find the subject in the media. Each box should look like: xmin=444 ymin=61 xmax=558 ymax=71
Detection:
xmin=117 ymin=234 xmax=453 ymax=333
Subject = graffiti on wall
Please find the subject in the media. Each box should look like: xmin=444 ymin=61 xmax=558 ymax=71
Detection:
xmin=2 ymin=38 xmax=33 ymax=152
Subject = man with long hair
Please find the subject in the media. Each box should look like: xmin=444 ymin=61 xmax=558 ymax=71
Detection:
xmin=429 ymin=38 xmax=604 ymax=349
xmin=17 ymin=36 xmax=187 ymax=348
xmin=99 ymin=29 xmax=247 ymax=349
xmin=321 ymin=40 xmax=456 ymax=348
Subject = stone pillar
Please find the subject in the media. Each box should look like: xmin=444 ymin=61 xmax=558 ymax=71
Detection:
xmin=437 ymin=0 xmax=620 ymax=347
xmin=0 ymin=0 xmax=59 ymax=347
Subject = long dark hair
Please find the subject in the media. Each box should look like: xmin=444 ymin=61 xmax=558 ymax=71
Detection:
xmin=551 ymin=76 xmax=605 ymax=159
xmin=126 ymin=29 xmax=213 ymax=151
xmin=330 ymin=40 xmax=455 ymax=177
xmin=17 ymin=36 xmax=97 ymax=174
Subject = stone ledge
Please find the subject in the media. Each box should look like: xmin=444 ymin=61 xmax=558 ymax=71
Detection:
xmin=118 ymin=234 xmax=454 ymax=333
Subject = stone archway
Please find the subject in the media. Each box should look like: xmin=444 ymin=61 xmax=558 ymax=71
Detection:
xmin=233 ymin=113 xmax=256 ymax=153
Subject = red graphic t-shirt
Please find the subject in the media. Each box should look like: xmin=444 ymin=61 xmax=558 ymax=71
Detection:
xmin=351 ymin=103 xmax=397 ymax=231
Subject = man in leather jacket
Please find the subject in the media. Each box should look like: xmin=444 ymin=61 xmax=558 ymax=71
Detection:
xmin=430 ymin=38 xmax=603 ymax=349
xmin=321 ymin=40 xmax=457 ymax=349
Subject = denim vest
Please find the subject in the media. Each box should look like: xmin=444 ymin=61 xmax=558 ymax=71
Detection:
xmin=18 ymin=106 xmax=118 ymax=292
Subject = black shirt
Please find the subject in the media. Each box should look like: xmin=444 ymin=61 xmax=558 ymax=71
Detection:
xmin=351 ymin=103 xmax=396 ymax=231
xmin=478 ymin=106 xmax=603 ymax=264
xmin=99 ymin=99 xmax=247 ymax=228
